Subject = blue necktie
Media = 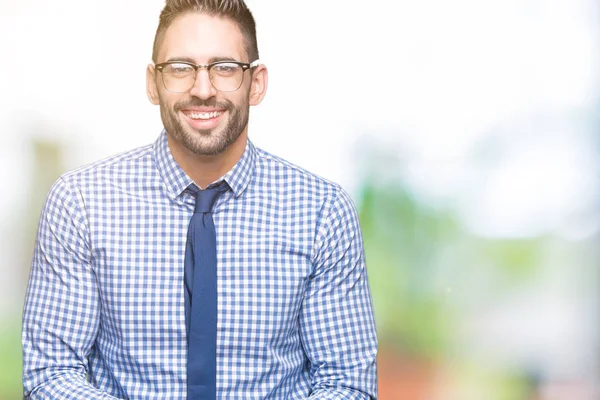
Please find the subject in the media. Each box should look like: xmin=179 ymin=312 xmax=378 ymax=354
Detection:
xmin=184 ymin=182 xmax=228 ymax=400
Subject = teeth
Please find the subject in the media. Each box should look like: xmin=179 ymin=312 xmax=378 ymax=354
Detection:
xmin=188 ymin=111 xmax=222 ymax=120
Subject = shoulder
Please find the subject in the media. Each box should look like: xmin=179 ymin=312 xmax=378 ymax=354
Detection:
xmin=251 ymin=144 xmax=359 ymax=226
xmin=252 ymin=143 xmax=358 ymax=209
xmin=42 ymin=143 xmax=155 ymax=215
xmin=59 ymin=143 xmax=154 ymax=186
xmin=253 ymin=145 xmax=341 ymax=196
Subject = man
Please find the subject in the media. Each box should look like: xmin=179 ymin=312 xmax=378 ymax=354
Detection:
xmin=22 ymin=0 xmax=378 ymax=398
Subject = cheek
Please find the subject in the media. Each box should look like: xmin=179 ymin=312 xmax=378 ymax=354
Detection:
xmin=157 ymin=91 xmax=181 ymax=111
xmin=233 ymin=87 xmax=252 ymax=105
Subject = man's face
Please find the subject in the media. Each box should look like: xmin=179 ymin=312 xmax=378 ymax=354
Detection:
xmin=150 ymin=13 xmax=253 ymax=156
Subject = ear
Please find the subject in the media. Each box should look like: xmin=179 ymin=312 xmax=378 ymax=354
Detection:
xmin=248 ymin=64 xmax=268 ymax=106
xmin=146 ymin=64 xmax=160 ymax=105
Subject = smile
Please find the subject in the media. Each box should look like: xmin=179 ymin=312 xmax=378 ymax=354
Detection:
xmin=184 ymin=111 xmax=224 ymax=120
xmin=181 ymin=109 xmax=226 ymax=130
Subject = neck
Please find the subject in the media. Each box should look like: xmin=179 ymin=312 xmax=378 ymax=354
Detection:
xmin=167 ymin=130 xmax=248 ymax=189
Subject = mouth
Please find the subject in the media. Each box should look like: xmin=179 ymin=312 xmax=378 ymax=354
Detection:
xmin=180 ymin=109 xmax=226 ymax=130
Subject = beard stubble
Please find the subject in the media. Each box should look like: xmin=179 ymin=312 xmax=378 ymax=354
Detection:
xmin=160 ymin=96 xmax=250 ymax=156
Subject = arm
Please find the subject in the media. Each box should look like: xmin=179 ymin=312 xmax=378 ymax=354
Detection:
xmin=300 ymin=187 xmax=378 ymax=400
xmin=22 ymin=178 xmax=121 ymax=399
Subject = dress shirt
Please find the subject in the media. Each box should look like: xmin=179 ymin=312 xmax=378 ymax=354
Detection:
xmin=22 ymin=130 xmax=378 ymax=399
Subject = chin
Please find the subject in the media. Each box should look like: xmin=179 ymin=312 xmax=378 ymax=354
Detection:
xmin=186 ymin=132 xmax=239 ymax=157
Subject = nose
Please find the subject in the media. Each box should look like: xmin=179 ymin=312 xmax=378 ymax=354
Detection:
xmin=188 ymin=68 xmax=217 ymax=99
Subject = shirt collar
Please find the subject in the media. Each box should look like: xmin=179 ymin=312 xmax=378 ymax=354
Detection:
xmin=221 ymin=137 xmax=256 ymax=197
xmin=153 ymin=130 xmax=256 ymax=199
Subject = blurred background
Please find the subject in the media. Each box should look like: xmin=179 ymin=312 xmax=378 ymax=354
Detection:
xmin=1 ymin=0 xmax=599 ymax=398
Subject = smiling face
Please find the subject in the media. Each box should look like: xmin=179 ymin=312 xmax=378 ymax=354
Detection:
xmin=147 ymin=12 xmax=266 ymax=157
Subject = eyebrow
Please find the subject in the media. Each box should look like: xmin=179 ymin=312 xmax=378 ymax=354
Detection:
xmin=165 ymin=56 xmax=241 ymax=64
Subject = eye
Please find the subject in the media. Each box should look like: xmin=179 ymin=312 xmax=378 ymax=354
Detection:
xmin=211 ymin=63 xmax=240 ymax=76
xmin=164 ymin=63 xmax=194 ymax=76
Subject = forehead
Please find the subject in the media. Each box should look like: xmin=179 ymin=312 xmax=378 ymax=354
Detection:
xmin=158 ymin=12 xmax=247 ymax=63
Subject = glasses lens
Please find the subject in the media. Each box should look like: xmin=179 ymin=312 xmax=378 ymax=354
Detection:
xmin=209 ymin=62 xmax=244 ymax=92
xmin=161 ymin=63 xmax=196 ymax=93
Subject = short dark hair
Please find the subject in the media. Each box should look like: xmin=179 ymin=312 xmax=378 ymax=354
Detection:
xmin=152 ymin=0 xmax=259 ymax=63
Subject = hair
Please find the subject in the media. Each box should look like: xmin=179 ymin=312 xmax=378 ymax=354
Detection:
xmin=152 ymin=0 xmax=259 ymax=63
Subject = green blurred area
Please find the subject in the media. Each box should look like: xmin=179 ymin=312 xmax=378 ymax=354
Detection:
xmin=0 ymin=138 xmax=63 ymax=400
xmin=0 ymin=317 xmax=22 ymax=400
xmin=357 ymin=178 xmax=595 ymax=399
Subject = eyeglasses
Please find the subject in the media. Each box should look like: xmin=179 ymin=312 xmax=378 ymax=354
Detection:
xmin=154 ymin=59 xmax=260 ymax=93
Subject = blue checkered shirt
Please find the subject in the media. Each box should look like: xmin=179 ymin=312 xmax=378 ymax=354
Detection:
xmin=22 ymin=131 xmax=378 ymax=399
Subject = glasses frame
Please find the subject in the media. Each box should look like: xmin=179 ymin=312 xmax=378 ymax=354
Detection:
xmin=154 ymin=59 xmax=261 ymax=93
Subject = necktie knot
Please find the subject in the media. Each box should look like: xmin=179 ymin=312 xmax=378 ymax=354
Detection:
xmin=190 ymin=182 xmax=229 ymax=214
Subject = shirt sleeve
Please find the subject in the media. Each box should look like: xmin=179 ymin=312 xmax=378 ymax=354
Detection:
xmin=301 ymin=186 xmax=378 ymax=399
xmin=22 ymin=177 xmax=122 ymax=400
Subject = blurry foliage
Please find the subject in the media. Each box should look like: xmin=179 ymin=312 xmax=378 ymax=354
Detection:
xmin=358 ymin=180 xmax=545 ymax=361
xmin=0 ymin=138 xmax=65 ymax=399
xmin=358 ymin=181 xmax=459 ymax=359
xmin=442 ymin=361 xmax=536 ymax=400
xmin=476 ymin=239 xmax=542 ymax=281
xmin=0 ymin=319 xmax=22 ymax=400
